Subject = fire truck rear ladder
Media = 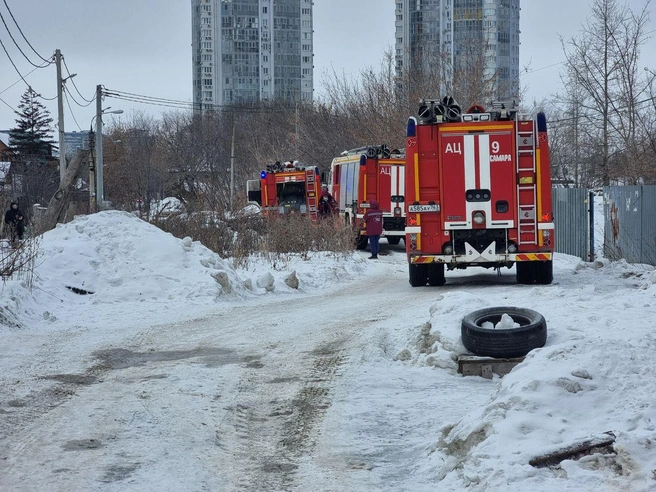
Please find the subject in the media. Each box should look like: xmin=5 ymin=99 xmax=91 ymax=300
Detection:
xmin=516 ymin=118 xmax=538 ymax=245
xmin=305 ymin=168 xmax=318 ymax=220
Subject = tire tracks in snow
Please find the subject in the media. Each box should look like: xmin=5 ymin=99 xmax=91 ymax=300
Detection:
xmin=219 ymin=334 xmax=352 ymax=491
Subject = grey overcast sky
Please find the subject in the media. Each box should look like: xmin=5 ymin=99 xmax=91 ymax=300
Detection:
xmin=0 ymin=1 xmax=654 ymax=133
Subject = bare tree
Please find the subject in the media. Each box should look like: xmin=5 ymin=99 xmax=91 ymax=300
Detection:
xmin=561 ymin=0 xmax=652 ymax=185
xmin=103 ymin=112 xmax=167 ymax=214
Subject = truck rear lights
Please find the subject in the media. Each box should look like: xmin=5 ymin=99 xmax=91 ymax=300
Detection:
xmin=443 ymin=244 xmax=454 ymax=255
xmin=507 ymin=243 xmax=518 ymax=253
xmin=408 ymin=217 xmax=418 ymax=226
xmin=466 ymin=189 xmax=491 ymax=202
xmin=473 ymin=211 xmax=486 ymax=225
xmin=394 ymin=206 xmax=402 ymax=217
xmin=408 ymin=234 xmax=418 ymax=250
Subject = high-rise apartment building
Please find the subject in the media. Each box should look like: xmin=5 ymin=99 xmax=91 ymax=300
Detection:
xmin=191 ymin=0 xmax=313 ymax=110
xmin=394 ymin=0 xmax=520 ymax=101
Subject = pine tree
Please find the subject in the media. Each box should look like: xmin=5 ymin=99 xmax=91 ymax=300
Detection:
xmin=9 ymin=87 xmax=56 ymax=158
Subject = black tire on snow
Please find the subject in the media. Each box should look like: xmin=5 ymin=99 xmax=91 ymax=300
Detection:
xmin=427 ymin=263 xmax=445 ymax=286
xmin=516 ymin=261 xmax=536 ymax=284
xmin=461 ymin=307 xmax=547 ymax=358
xmin=535 ymin=260 xmax=553 ymax=285
xmin=409 ymin=263 xmax=428 ymax=287
xmin=356 ymin=235 xmax=368 ymax=250
xmin=386 ymin=236 xmax=401 ymax=245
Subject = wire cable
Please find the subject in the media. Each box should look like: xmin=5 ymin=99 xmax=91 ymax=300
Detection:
xmin=104 ymin=89 xmax=197 ymax=106
xmin=62 ymin=78 xmax=95 ymax=107
xmin=0 ymin=36 xmax=31 ymax=89
xmin=0 ymin=8 xmax=50 ymax=68
xmin=63 ymin=88 xmax=82 ymax=131
xmin=0 ymin=65 xmax=38 ymax=94
xmin=62 ymin=56 xmax=95 ymax=104
xmin=2 ymin=0 xmax=53 ymax=64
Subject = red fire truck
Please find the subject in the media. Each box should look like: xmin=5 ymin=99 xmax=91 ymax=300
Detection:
xmin=404 ymin=100 xmax=555 ymax=286
xmin=246 ymin=160 xmax=322 ymax=220
xmin=330 ymin=145 xmax=405 ymax=249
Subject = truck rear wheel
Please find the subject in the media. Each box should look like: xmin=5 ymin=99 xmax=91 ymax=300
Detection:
xmin=516 ymin=261 xmax=536 ymax=284
xmin=409 ymin=264 xmax=428 ymax=287
xmin=535 ymin=260 xmax=553 ymax=285
xmin=427 ymin=263 xmax=445 ymax=286
xmin=386 ymin=236 xmax=401 ymax=245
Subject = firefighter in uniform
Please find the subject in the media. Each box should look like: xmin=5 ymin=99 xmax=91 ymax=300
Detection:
xmin=363 ymin=199 xmax=383 ymax=259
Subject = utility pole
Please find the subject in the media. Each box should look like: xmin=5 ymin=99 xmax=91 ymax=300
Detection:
xmin=55 ymin=49 xmax=66 ymax=183
xmin=96 ymin=85 xmax=104 ymax=208
xmin=88 ymin=129 xmax=96 ymax=212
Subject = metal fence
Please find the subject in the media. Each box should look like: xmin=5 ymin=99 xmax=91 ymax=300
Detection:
xmin=552 ymin=187 xmax=593 ymax=261
xmin=603 ymin=186 xmax=656 ymax=265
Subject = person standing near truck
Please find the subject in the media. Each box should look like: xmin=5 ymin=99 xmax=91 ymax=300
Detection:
xmin=363 ymin=199 xmax=383 ymax=259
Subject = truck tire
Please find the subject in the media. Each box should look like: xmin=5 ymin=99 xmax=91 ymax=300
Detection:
xmin=427 ymin=263 xmax=445 ymax=286
xmin=386 ymin=236 xmax=401 ymax=245
xmin=516 ymin=261 xmax=536 ymax=284
xmin=409 ymin=263 xmax=428 ymax=287
xmin=461 ymin=307 xmax=547 ymax=358
xmin=356 ymin=235 xmax=368 ymax=250
xmin=535 ymin=260 xmax=553 ymax=285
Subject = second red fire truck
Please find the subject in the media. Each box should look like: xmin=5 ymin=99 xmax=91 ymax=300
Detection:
xmin=247 ymin=160 xmax=322 ymax=220
xmin=330 ymin=145 xmax=406 ymax=249
xmin=404 ymin=99 xmax=555 ymax=286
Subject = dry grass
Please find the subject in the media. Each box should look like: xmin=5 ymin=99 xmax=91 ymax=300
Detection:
xmin=0 ymin=235 xmax=40 ymax=288
xmin=152 ymin=211 xmax=358 ymax=267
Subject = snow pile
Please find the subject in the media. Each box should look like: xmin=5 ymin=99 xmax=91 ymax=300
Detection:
xmin=38 ymin=211 xmax=246 ymax=304
xmin=482 ymin=313 xmax=519 ymax=330
xmin=0 ymin=211 xmax=367 ymax=332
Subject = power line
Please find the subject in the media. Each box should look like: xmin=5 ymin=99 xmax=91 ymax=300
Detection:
xmin=547 ymin=93 xmax=656 ymax=125
xmin=62 ymin=77 xmax=94 ymax=107
xmin=62 ymin=56 xmax=95 ymax=105
xmin=104 ymin=88 xmax=197 ymax=107
xmin=0 ymin=65 xmax=38 ymax=94
xmin=0 ymin=7 xmax=50 ymax=68
xmin=0 ymin=35 xmax=31 ymax=89
xmin=63 ymin=89 xmax=82 ymax=131
xmin=1 ymin=0 xmax=52 ymax=65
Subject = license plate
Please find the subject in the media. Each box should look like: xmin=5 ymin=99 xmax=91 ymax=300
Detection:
xmin=408 ymin=204 xmax=439 ymax=212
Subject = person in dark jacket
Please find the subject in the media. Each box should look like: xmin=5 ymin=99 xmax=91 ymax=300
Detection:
xmin=318 ymin=186 xmax=337 ymax=219
xmin=4 ymin=202 xmax=24 ymax=241
xmin=363 ymin=199 xmax=383 ymax=259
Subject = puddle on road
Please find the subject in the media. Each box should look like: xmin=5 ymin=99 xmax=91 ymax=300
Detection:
xmin=92 ymin=347 xmax=252 ymax=369
xmin=62 ymin=439 xmax=104 ymax=451
xmin=42 ymin=374 xmax=97 ymax=385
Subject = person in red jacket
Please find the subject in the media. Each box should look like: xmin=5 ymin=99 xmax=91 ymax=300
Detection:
xmin=363 ymin=199 xmax=383 ymax=259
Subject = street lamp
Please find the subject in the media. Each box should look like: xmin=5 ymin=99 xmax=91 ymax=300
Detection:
xmin=95 ymin=84 xmax=123 ymax=209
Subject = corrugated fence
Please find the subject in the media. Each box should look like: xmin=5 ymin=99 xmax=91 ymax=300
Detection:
xmin=603 ymin=186 xmax=656 ymax=265
xmin=552 ymin=187 xmax=593 ymax=261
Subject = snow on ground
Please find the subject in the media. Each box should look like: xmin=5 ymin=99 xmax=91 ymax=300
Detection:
xmin=1 ymin=210 xmax=656 ymax=491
